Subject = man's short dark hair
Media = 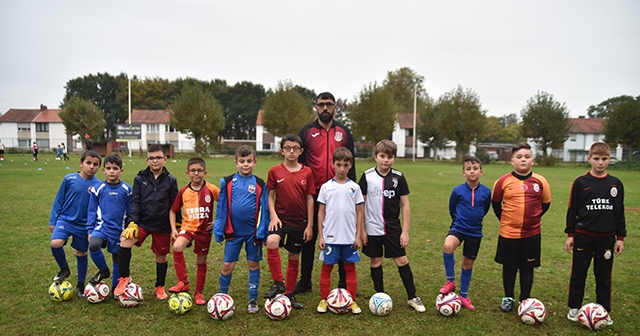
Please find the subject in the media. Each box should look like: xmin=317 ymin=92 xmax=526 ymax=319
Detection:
xmin=315 ymin=92 xmax=335 ymax=104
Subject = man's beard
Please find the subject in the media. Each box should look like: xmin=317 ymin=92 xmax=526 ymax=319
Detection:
xmin=319 ymin=112 xmax=333 ymax=124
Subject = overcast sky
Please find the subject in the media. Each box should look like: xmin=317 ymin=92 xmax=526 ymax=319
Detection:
xmin=1 ymin=0 xmax=638 ymax=118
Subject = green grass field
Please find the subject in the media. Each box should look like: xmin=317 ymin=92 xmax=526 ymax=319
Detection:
xmin=0 ymin=153 xmax=638 ymax=335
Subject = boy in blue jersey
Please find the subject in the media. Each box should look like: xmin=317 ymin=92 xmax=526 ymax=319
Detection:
xmin=49 ymin=150 xmax=102 ymax=297
xmin=86 ymin=155 xmax=132 ymax=290
xmin=439 ymin=156 xmax=492 ymax=310
xmin=214 ymin=145 xmax=269 ymax=313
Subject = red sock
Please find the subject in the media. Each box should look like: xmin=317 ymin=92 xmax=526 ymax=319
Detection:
xmin=196 ymin=263 xmax=207 ymax=293
xmin=344 ymin=263 xmax=358 ymax=299
xmin=267 ymin=248 xmax=283 ymax=282
xmin=173 ymin=251 xmax=187 ymax=283
xmin=285 ymin=259 xmax=299 ymax=294
xmin=320 ymin=263 xmax=334 ymax=300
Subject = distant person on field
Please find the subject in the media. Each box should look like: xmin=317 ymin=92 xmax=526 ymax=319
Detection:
xmin=492 ymin=142 xmax=551 ymax=313
xmin=565 ymin=142 xmax=625 ymax=326
xmin=213 ymin=145 xmax=269 ymax=314
xmin=263 ymin=134 xmax=315 ymax=309
xmin=85 ymin=134 xmax=94 ymax=151
xmin=115 ymin=144 xmax=179 ymax=300
xmin=439 ymin=156 xmax=492 ymax=310
xmin=62 ymin=143 xmax=69 ymax=161
xmin=49 ymin=150 xmax=102 ymax=298
xmin=86 ymin=155 xmax=132 ymax=290
xmin=0 ymin=140 xmax=5 ymax=160
xmin=169 ymin=157 xmax=220 ymax=306
xmin=32 ymin=141 xmax=39 ymax=161
xmin=56 ymin=144 xmax=62 ymax=160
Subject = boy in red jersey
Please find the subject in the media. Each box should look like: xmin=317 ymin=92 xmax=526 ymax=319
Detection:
xmin=565 ymin=142 xmax=625 ymax=326
xmin=492 ymin=142 xmax=551 ymax=313
xmin=168 ymin=157 xmax=220 ymax=305
xmin=263 ymin=134 xmax=315 ymax=309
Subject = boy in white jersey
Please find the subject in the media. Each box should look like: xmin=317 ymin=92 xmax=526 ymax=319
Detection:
xmin=316 ymin=147 xmax=364 ymax=314
xmin=359 ymin=140 xmax=425 ymax=312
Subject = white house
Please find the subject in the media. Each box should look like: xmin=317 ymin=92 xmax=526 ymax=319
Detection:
xmin=394 ymin=113 xmax=464 ymax=160
xmin=126 ymin=108 xmax=194 ymax=152
xmin=0 ymin=105 xmax=70 ymax=151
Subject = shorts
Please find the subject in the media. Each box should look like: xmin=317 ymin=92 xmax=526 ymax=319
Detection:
xmin=177 ymin=230 xmax=212 ymax=255
xmin=320 ymin=244 xmax=360 ymax=265
xmin=51 ymin=221 xmax=88 ymax=252
xmin=362 ymin=233 xmax=406 ymax=259
xmin=135 ymin=226 xmax=171 ymax=256
xmin=90 ymin=230 xmax=120 ymax=254
xmin=494 ymin=234 xmax=541 ymax=267
xmin=268 ymin=222 xmax=305 ymax=254
xmin=447 ymin=230 xmax=482 ymax=260
xmin=223 ymin=235 xmax=263 ymax=263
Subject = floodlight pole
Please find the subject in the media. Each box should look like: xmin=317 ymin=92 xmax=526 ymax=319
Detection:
xmin=128 ymin=77 xmax=132 ymax=158
xmin=412 ymin=80 xmax=420 ymax=163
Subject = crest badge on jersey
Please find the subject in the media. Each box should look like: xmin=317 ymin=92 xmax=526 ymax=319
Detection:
xmin=334 ymin=131 xmax=343 ymax=142
xmin=205 ymin=195 xmax=211 ymax=203
xmin=533 ymin=183 xmax=540 ymax=193
xmin=392 ymin=177 xmax=398 ymax=189
xmin=610 ymin=187 xmax=618 ymax=197
xmin=248 ymin=184 xmax=256 ymax=194
xmin=521 ymin=184 xmax=529 ymax=192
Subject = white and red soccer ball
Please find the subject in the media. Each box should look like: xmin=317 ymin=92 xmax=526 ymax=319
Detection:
xmin=84 ymin=281 xmax=111 ymax=304
xmin=327 ymin=288 xmax=353 ymax=314
xmin=264 ymin=294 xmax=292 ymax=320
xmin=517 ymin=298 xmax=546 ymax=325
xmin=207 ymin=293 xmax=236 ymax=320
xmin=435 ymin=292 xmax=461 ymax=316
xmin=578 ymin=303 xmax=610 ymax=330
xmin=117 ymin=282 xmax=143 ymax=308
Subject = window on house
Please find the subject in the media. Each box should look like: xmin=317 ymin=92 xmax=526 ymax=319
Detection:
xmin=18 ymin=139 xmax=29 ymax=147
xmin=168 ymin=125 xmax=177 ymax=132
xmin=147 ymin=124 xmax=159 ymax=132
xmin=570 ymin=134 xmax=576 ymax=141
xmin=406 ymin=128 xmax=414 ymax=137
xmin=36 ymin=123 xmax=49 ymax=132
xmin=17 ymin=123 xmax=30 ymax=132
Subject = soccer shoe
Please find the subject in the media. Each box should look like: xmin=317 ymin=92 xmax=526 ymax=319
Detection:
xmin=316 ymin=299 xmax=328 ymax=313
xmin=351 ymin=302 xmax=362 ymax=314
xmin=287 ymin=294 xmax=304 ymax=309
xmin=439 ymin=280 xmax=456 ymax=294
xmin=292 ymin=280 xmax=312 ymax=295
xmin=114 ymin=276 xmax=131 ymax=296
xmin=460 ymin=297 xmax=475 ymax=310
xmin=76 ymin=284 xmax=85 ymax=298
xmin=194 ymin=292 xmax=206 ymax=305
xmin=248 ymin=299 xmax=259 ymax=313
xmin=501 ymin=297 xmax=515 ymax=312
xmin=53 ymin=268 xmax=71 ymax=283
xmin=169 ymin=281 xmax=190 ymax=293
xmin=263 ymin=281 xmax=286 ymax=299
xmin=408 ymin=297 xmax=426 ymax=313
xmin=89 ymin=269 xmax=110 ymax=285
xmin=155 ymin=286 xmax=168 ymax=300
xmin=606 ymin=315 xmax=613 ymax=325
xmin=567 ymin=308 xmax=579 ymax=321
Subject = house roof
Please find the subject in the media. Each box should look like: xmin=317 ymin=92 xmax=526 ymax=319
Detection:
xmin=397 ymin=113 xmax=419 ymax=129
xmin=569 ymin=117 xmax=603 ymax=134
xmin=130 ymin=108 xmax=172 ymax=124
xmin=0 ymin=106 xmax=62 ymax=123
xmin=256 ymin=109 xmax=264 ymax=125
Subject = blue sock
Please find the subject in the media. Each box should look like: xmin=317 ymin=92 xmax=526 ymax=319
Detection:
xmin=248 ymin=268 xmax=260 ymax=301
xmin=460 ymin=268 xmax=473 ymax=298
xmin=90 ymin=250 xmax=108 ymax=272
xmin=112 ymin=263 xmax=120 ymax=288
xmin=51 ymin=247 xmax=68 ymax=269
xmin=77 ymin=255 xmax=88 ymax=283
xmin=443 ymin=252 xmax=455 ymax=282
xmin=219 ymin=273 xmax=232 ymax=294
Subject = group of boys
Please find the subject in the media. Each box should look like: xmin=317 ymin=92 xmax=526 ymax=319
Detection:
xmin=439 ymin=141 xmax=625 ymax=326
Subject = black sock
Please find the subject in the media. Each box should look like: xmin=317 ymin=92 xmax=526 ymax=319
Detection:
xmin=502 ymin=265 xmax=517 ymax=298
xmin=398 ymin=264 xmax=417 ymax=299
xmin=118 ymin=247 xmax=131 ymax=278
xmin=156 ymin=261 xmax=168 ymax=287
xmin=370 ymin=266 xmax=384 ymax=293
xmin=519 ymin=266 xmax=534 ymax=301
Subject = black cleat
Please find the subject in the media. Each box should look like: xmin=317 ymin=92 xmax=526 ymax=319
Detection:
xmin=263 ymin=281 xmax=286 ymax=299
xmin=291 ymin=281 xmax=312 ymax=295
xmin=53 ymin=268 xmax=71 ymax=283
xmin=89 ymin=269 xmax=110 ymax=284
xmin=287 ymin=294 xmax=304 ymax=309
xmin=76 ymin=284 xmax=85 ymax=298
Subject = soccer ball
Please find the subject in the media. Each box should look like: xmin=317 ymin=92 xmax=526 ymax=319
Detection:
xmin=578 ymin=303 xmax=610 ymax=330
xmin=49 ymin=281 xmax=74 ymax=302
xmin=264 ymin=294 xmax=292 ymax=320
xmin=517 ymin=298 xmax=546 ymax=325
xmin=117 ymin=282 xmax=143 ymax=308
xmin=168 ymin=292 xmax=193 ymax=315
xmin=435 ymin=292 xmax=461 ymax=316
xmin=369 ymin=292 xmax=393 ymax=316
xmin=84 ymin=281 xmax=110 ymax=304
xmin=207 ymin=293 xmax=236 ymax=320
xmin=326 ymin=288 xmax=353 ymax=314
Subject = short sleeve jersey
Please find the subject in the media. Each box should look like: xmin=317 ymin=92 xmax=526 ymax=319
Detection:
xmin=317 ymin=179 xmax=364 ymax=245
xmin=267 ymin=163 xmax=315 ymax=229
xmin=492 ymin=171 xmax=551 ymax=239
xmin=358 ymin=167 xmax=409 ymax=236
xmin=171 ymin=181 xmax=220 ymax=234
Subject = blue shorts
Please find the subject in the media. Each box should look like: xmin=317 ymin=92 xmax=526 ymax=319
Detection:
xmin=90 ymin=230 xmax=120 ymax=254
xmin=51 ymin=221 xmax=89 ymax=252
xmin=320 ymin=244 xmax=360 ymax=265
xmin=223 ymin=235 xmax=263 ymax=263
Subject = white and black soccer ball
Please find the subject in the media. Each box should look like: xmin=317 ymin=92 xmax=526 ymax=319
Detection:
xmin=369 ymin=292 xmax=393 ymax=316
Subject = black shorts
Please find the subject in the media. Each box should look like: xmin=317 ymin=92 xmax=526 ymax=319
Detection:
xmin=447 ymin=230 xmax=482 ymax=260
xmin=362 ymin=233 xmax=406 ymax=259
xmin=494 ymin=234 xmax=541 ymax=268
xmin=268 ymin=221 xmax=306 ymax=254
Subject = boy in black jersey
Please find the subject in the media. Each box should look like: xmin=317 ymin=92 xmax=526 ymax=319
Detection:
xmin=565 ymin=142 xmax=626 ymax=325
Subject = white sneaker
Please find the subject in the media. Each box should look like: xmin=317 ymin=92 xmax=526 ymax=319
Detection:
xmin=408 ymin=297 xmax=426 ymax=313
xmin=606 ymin=315 xmax=613 ymax=325
xmin=567 ymin=308 xmax=579 ymax=322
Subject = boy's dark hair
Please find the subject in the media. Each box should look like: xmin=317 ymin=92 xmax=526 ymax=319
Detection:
xmin=332 ymin=147 xmax=353 ymax=163
xmin=147 ymin=144 xmax=165 ymax=154
xmin=315 ymin=92 xmax=336 ymax=104
xmin=81 ymin=150 xmax=102 ymax=164
xmin=375 ymin=140 xmax=397 ymax=157
xmin=463 ymin=156 xmax=482 ymax=169
xmin=235 ymin=145 xmax=256 ymax=159
xmin=511 ymin=142 xmax=532 ymax=155
xmin=104 ymin=154 xmax=123 ymax=168
xmin=280 ymin=134 xmax=303 ymax=148
xmin=589 ymin=142 xmax=611 ymax=157
xmin=187 ymin=157 xmax=206 ymax=169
